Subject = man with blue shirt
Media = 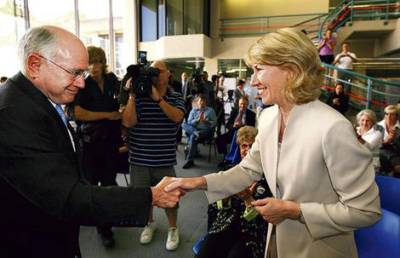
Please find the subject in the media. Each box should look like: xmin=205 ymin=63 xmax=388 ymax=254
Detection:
xmin=182 ymin=94 xmax=217 ymax=169
xmin=122 ymin=60 xmax=185 ymax=251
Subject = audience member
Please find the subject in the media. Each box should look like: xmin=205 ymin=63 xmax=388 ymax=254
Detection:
xmin=333 ymin=42 xmax=357 ymax=86
xmin=169 ymin=70 xmax=182 ymax=94
xmin=199 ymin=126 xmax=270 ymax=258
xmin=74 ymin=46 xmax=122 ymax=247
xmin=217 ymin=75 xmax=225 ymax=98
xmin=0 ymin=76 xmax=7 ymax=85
xmin=182 ymin=94 xmax=217 ymax=169
xmin=121 ymin=60 xmax=185 ymax=250
xmin=0 ymin=25 xmax=180 ymax=258
xmin=355 ymin=109 xmax=383 ymax=152
xmin=317 ymin=29 xmax=336 ymax=64
xmin=166 ymin=28 xmax=381 ymax=258
xmin=216 ymin=96 xmax=256 ymax=157
xmin=202 ymin=71 xmax=216 ymax=107
xmin=234 ymin=79 xmax=247 ymax=109
xmin=378 ymin=105 xmax=400 ymax=176
xmin=181 ymin=72 xmax=190 ymax=101
xmin=327 ymin=82 xmax=349 ymax=114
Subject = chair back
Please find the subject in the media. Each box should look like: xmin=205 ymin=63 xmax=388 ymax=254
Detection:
xmin=376 ymin=175 xmax=400 ymax=214
xmin=355 ymin=209 xmax=400 ymax=258
xmin=355 ymin=176 xmax=400 ymax=258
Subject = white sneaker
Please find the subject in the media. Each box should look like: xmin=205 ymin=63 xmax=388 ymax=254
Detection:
xmin=166 ymin=227 xmax=180 ymax=251
xmin=140 ymin=222 xmax=156 ymax=244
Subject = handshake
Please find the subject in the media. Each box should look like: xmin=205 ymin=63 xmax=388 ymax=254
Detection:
xmin=150 ymin=176 xmax=206 ymax=208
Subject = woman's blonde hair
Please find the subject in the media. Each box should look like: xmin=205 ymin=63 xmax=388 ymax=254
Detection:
xmin=356 ymin=109 xmax=377 ymax=125
xmin=237 ymin=126 xmax=258 ymax=145
xmin=246 ymin=27 xmax=324 ymax=104
xmin=384 ymin=105 xmax=398 ymax=115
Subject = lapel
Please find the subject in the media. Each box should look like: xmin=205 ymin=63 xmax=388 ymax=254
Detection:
xmin=11 ymin=72 xmax=74 ymax=152
xmin=270 ymin=108 xmax=279 ymax=198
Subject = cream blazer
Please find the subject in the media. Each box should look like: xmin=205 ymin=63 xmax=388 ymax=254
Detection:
xmin=205 ymin=100 xmax=381 ymax=258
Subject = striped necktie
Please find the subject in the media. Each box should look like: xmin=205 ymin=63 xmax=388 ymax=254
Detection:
xmin=55 ymin=104 xmax=68 ymax=126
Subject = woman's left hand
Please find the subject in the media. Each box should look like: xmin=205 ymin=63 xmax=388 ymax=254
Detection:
xmin=251 ymin=198 xmax=300 ymax=225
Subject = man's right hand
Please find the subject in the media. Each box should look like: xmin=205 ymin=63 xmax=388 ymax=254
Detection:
xmin=151 ymin=177 xmax=184 ymax=208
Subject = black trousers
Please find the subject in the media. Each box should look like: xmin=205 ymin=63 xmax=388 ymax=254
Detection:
xmin=82 ymin=139 xmax=118 ymax=235
xmin=82 ymin=140 xmax=118 ymax=186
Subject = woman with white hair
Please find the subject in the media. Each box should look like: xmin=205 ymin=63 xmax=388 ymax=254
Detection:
xmin=355 ymin=109 xmax=383 ymax=152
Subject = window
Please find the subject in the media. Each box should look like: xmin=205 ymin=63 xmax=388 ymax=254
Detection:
xmin=0 ymin=0 xmax=26 ymax=76
xmin=140 ymin=0 xmax=210 ymax=41
xmin=184 ymin=0 xmax=203 ymax=34
xmin=141 ymin=0 xmax=157 ymax=41
xmin=29 ymin=0 xmax=75 ymax=33
xmin=166 ymin=0 xmax=183 ymax=36
xmin=158 ymin=0 xmax=166 ymax=37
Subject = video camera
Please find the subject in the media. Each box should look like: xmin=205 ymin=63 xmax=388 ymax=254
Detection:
xmin=123 ymin=54 xmax=160 ymax=97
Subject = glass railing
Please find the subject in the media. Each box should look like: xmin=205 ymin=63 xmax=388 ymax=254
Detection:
xmin=322 ymin=63 xmax=400 ymax=116
xmin=219 ymin=13 xmax=327 ymax=39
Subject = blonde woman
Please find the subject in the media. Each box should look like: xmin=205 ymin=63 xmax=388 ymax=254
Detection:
xmin=378 ymin=105 xmax=400 ymax=175
xmin=166 ymin=28 xmax=381 ymax=258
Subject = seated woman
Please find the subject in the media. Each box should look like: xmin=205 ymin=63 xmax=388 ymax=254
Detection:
xmin=355 ymin=109 xmax=383 ymax=152
xmin=378 ymin=105 xmax=400 ymax=176
xmin=199 ymin=126 xmax=271 ymax=258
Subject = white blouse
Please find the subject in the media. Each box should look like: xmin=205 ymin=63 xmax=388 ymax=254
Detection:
xmin=357 ymin=126 xmax=383 ymax=152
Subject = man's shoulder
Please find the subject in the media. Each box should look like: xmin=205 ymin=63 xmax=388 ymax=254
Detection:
xmin=246 ymin=108 xmax=256 ymax=118
xmin=166 ymin=88 xmax=183 ymax=99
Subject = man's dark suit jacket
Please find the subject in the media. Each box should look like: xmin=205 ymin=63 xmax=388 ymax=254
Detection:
xmin=226 ymin=108 xmax=256 ymax=130
xmin=0 ymin=73 xmax=152 ymax=258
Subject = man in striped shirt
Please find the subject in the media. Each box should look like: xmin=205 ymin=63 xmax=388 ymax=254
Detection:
xmin=122 ymin=60 xmax=185 ymax=251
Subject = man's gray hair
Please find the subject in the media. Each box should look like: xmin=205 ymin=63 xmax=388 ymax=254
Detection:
xmin=18 ymin=26 xmax=59 ymax=74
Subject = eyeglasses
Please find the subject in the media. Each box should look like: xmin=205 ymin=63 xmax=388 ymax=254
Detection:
xmin=37 ymin=54 xmax=90 ymax=80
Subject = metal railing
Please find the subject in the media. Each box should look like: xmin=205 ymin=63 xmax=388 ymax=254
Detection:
xmin=219 ymin=13 xmax=327 ymax=39
xmin=318 ymin=0 xmax=400 ymax=39
xmin=322 ymin=63 xmax=400 ymax=116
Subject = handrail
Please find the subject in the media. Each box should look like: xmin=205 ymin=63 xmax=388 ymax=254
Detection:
xmin=321 ymin=63 xmax=400 ymax=113
xmin=323 ymin=63 xmax=400 ymax=87
xmin=291 ymin=13 xmax=328 ymax=27
xmin=318 ymin=0 xmax=400 ymax=39
xmin=219 ymin=12 xmax=327 ymax=38
xmin=220 ymin=13 xmax=326 ymax=22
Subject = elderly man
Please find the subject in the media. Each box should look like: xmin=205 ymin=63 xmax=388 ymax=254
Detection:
xmin=122 ymin=60 xmax=185 ymax=250
xmin=182 ymin=94 xmax=217 ymax=169
xmin=216 ymin=96 xmax=256 ymax=158
xmin=0 ymin=26 xmax=180 ymax=258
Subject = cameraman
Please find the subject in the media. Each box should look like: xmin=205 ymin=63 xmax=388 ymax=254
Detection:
xmin=122 ymin=60 xmax=185 ymax=251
